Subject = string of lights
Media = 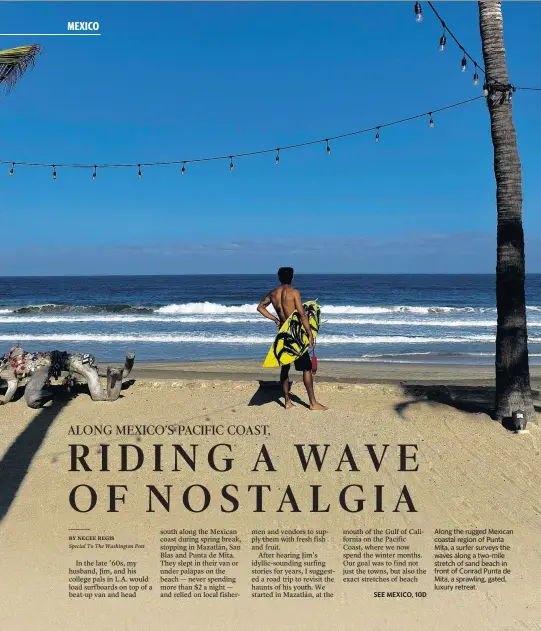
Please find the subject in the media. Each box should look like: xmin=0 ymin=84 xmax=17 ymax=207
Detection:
xmin=2 ymin=96 xmax=485 ymax=179
xmin=414 ymin=1 xmax=541 ymax=95
xmin=3 ymin=5 xmax=539 ymax=180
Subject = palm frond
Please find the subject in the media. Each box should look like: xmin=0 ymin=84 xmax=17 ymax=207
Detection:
xmin=0 ymin=45 xmax=41 ymax=93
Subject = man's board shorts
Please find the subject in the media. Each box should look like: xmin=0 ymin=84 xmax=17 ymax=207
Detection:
xmin=293 ymin=351 xmax=312 ymax=372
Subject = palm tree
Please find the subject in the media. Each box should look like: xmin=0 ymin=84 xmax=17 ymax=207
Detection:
xmin=477 ymin=2 xmax=534 ymax=428
xmin=0 ymin=45 xmax=41 ymax=93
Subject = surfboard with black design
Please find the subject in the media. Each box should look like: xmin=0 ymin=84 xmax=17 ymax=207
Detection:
xmin=262 ymin=300 xmax=320 ymax=368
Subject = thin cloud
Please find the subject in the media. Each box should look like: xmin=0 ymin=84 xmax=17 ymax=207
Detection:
xmin=2 ymin=232 xmax=539 ymax=275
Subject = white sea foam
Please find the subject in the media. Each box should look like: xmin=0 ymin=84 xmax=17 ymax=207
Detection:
xmin=2 ymin=314 xmax=540 ymax=328
xmin=323 ymin=318 xmax=498 ymax=327
xmin=323 ymin=305 xmax=481 ymax=315
xmin=0 ymin=315 xmax=263 ymax=325
xmin=1 ymin=333 xmax=538 ymax=344
xmin=156 ymin=302 xmax=261 ymax=315
xmin=328 ymin=318 xmax=541 ymax=327
xmin=325 ymin=352 xmax=541 ymax=363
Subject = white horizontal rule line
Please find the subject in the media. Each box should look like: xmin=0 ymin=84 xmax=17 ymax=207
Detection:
xmin=0 ymin=33 xmax=102 ymax=36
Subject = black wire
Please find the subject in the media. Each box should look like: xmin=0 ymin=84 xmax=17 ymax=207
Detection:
xmin=426 ymin=1 xmax=540 ymax=92
xmin=1 ymin=96 xmax=484 ymax=171
xmin=2 ymin=6 xmax=539 ymax=172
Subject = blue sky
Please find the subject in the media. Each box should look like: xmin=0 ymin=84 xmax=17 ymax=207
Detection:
xmin=1 ymin=1 xmax=540 ymax=275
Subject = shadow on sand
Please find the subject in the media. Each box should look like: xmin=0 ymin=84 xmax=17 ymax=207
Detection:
xmin=0 ymin=387 xmax=74 ymax=524
xmin=395 ymin=384 xmax=540 ymax=431
xmin=248 ymin=380 xmax=310 ymax=409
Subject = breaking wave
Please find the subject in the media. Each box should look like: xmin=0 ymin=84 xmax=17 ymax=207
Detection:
xmin=10 ymin=304 xmax=155 ymax=315
xmin=1 ymin=302 xmax=540 ymax=317
xmin=156 ymin=302 xmax=257 ymax=315
xmin=156 ymin=303 xmax=493 ymax=316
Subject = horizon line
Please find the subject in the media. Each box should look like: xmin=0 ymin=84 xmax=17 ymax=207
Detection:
xmin=1 ymin=272 xmax=541 ymax=279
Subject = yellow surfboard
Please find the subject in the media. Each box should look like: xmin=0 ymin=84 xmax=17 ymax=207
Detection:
xmin=262 ymin=300 xmax=320 ymax=368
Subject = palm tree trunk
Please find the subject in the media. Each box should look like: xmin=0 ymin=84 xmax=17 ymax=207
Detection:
xmin=478 ymin=1 xmax=534 ymax=427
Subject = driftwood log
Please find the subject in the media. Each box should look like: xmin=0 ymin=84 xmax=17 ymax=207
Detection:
xmin=1 ymin=378 xmax=19 ymax=405
xmin=24 ymin=365 xmax=53 ymax=408
xmin=0 ymin=348 xmax=135 ymax=408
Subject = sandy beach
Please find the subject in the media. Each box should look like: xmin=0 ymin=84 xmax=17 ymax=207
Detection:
xmin=1 ymin=361 xmax=540 ymax=631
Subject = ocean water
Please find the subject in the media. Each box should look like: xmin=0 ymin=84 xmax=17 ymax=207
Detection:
xmin=0 ymin=274 xmax=540 ymax=365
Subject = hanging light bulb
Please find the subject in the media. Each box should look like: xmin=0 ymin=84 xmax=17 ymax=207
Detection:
xmin=439 ymin=29 xmax=447 ymax=52
xmin=138 ymin=164 xmax=142 ymax=179
xmin=507 ymin=88 xmax=513 ymax=104
xmin=461 ymin=53 xmax=467 ymax=72
xmin=326 ymin=139 xmax=331 ymax=155
xmin=52 ymin=165 xmax=57 ymax=180
xmin=428 ymin=113 xmax=434 ymax=128
xmin=473 ymin=64 xmax=479 ymax=86
xmin=92 ymin=165 xmax=97 ymax=180
xmin=9 ymin=162 xmax=14 ymax=177
xmin=275 ymin=149 xmax=280 ymax=165
xmin=414 ymin=2 xmax=423 ymax=22
xmin=375 ymin=127 xmax=380 ymax=143
xmin=483 ymin=83 xmax=489 ymax=97
xmin=181 ymin=162 xmax=186 ymax=175
xmin=229 ymin=156 xmax=234 ymax=172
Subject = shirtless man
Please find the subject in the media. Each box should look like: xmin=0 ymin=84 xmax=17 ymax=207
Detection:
xmin=257 ymin=267 xmax=327 ymax=411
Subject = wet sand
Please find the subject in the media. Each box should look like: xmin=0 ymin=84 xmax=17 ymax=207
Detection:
xmin=130 ymin=358 xmax=541 ymax=386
